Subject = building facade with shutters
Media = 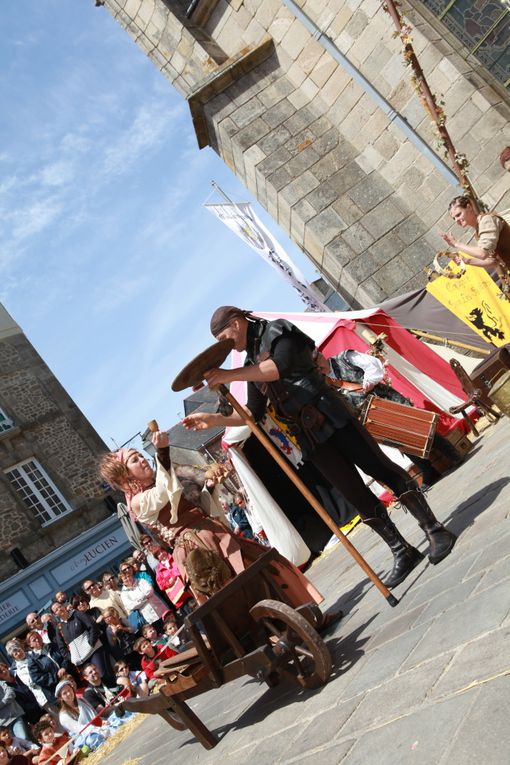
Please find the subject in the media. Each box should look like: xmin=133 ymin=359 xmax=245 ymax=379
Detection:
xmin=99 ymin=0 xmax=510 ymax=306
xmin=0 ymin=304 xmax=129 ymax=638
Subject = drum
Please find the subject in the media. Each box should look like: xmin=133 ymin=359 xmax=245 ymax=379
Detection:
xmin=360 ymin=396 xmax=438 ymax=458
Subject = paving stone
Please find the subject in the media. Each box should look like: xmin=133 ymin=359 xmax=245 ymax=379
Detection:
xmin=429 ymin=624 xmax=510 ymax=698
xmin=463 ymin=531 xmax=510 ymax=577
xmin=340 ymin=622 xmax=431 ymax=698
xmin=284 ymin=737 xmax=356 ymax=764
xmin=291 ymin=695 xmax=363 ymax=756
xmin=401 ymin=577 xmax=510 ymax=670
xmin=337 ymin=690 xmax=477 ymax=765
xmin=411 ymin=574 xmax=483 ymax=627
xmin=226 ymin=684 xmax=309 ymax=748
xmin=443 ymin=676 xmax=510 ymax=765
xmin=343 ymin=652 xmax=454 ymax=734
xmin=364 ymin=603 xmax=427 ymax=651
xmin=403 ymin=551 xmax=481 ymax=611
xmin=246 ymin=722 xmax=304 ymax=765
xmin=472 ymin=553 xmax=510 ymax=593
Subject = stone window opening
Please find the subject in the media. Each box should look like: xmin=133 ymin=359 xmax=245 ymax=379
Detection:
xmin=417 ymin=0 xmax=509 ymax=89
xmin=5 ymin=459 xmax=73 ymax=526
xmin=160 ymin=0 xmax=228 ymax=66
xmin=0 ymin=408 xmax=14 ymax=434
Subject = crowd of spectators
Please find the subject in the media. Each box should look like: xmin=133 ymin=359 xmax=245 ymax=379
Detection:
xmin=0 ymin=535 xmax=195 ymax=764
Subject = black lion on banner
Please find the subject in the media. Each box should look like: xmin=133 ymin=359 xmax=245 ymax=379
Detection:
xmin=467 ymin=305 xmax=505 ymax=341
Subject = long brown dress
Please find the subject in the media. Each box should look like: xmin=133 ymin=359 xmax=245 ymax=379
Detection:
xmin=129 ymin=449 xmax=323 ymax=608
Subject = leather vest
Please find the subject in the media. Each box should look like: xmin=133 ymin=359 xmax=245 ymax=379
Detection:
xmin=246 ymin=319 xmax=351 ymax=457
xmin=158 ymin=497 xmax=195 ymax=527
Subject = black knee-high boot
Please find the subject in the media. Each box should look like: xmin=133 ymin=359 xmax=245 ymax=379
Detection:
xmin=362 ymin=503 xmax=424 ymax=588
xmin=399 ymin=489 xmax=456 ymax=564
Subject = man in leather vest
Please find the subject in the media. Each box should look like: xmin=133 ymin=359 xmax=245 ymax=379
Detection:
xmin=182 ymin=307 xmax=456 ymax=589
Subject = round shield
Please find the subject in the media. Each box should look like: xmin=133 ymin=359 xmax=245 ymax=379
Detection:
xmin=171 ymin=339 xmax=235 ymax=392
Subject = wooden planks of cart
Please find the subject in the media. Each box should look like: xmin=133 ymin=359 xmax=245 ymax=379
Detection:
xmin=117 ymin=548 xmax=332 ymax=749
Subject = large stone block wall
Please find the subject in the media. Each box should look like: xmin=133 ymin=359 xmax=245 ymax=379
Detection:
xmin=105 ymin=0 xmax=228 ymax=97
xmin=0 ymin=324 xmax=112 ymax=580
xmin=102 ymin=0 xmax=510 ymax=304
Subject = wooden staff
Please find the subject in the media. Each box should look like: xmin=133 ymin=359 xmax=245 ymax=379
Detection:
xmin=216 ymin=383 xmax=399 ymax=607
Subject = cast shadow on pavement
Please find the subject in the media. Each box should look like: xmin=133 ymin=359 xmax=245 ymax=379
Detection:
xmin=443 ymin=477 xmax=510 ymax=533
xmin=395 ymin=478 xmax=510 ymax=599
xmin=323 ymin=575 xmax=378 ymax=618
xmin=178 ymin=615 xmax=377 ymax=747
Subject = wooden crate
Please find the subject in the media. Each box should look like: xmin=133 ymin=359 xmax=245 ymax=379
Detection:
xmin=445 ymin=429 xmax=473 ymax=456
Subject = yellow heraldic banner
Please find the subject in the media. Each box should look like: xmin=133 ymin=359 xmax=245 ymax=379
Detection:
xmin=426 ymin=259 xmax=510 ymax=346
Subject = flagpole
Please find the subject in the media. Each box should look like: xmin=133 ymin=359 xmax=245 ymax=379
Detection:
xmin=210 ymin=181 xmax=238 ymax=208
xmin=205 ymin=181 xmax=330 ymax=312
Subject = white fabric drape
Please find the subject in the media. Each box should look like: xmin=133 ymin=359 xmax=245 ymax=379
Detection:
xmin=228 ymin=446 xmax=311 ymax=566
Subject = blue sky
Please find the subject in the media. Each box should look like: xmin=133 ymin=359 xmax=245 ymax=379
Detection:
xmin=0 ymin=0 xmax=322 ymax=448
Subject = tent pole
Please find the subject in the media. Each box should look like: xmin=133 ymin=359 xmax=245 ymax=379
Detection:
xmin=218 ymin=384 xmax=399 ymax=607
xmin=409 ymin=329 xmax=490 ymax=355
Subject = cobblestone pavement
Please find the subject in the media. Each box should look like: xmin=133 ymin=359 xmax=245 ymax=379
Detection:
xmin=101 ymin=418 xmax=510 ymax=765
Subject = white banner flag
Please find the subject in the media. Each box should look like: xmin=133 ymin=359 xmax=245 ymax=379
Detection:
xmin=205 ymin=202 xmax=328 ymax=312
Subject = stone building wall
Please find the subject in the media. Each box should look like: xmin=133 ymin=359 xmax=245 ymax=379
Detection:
xmin=0 ymin=305 xmax=114 ymax=580
xmin=100 ymin=0 xmax=510 ymax=306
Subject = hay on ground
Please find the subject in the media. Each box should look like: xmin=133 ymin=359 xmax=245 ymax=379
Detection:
xmin=82 ymin=714 xmax=146 ymax=765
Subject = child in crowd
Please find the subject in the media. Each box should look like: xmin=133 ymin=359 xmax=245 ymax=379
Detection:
xmin=113 ymin=660 xmax=149 ymax=698
xmin=37 ymin=713 xmax=65 ymax=737
xmin=140 ymin=623 xmax=166 ymax=648
xmin=32 ymin=720 xmax=75 ymax=765
xmin=0 ymin=742 xmax=29 ymax=765
xmin=162 ymin=613 xmax=184 ymax=651
xmin=154 ymin=547 xmax=195 ymax=617
xmin=0 ymin=726 xmax=40 ymax=759
xmin=133 ymin=637 xmax=177 ymax=684
xmin=103 ymin=607 xmax=138 ymax=669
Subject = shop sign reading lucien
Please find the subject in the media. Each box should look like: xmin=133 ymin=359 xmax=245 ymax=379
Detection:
xmin=0 ymin=591 xmax=31 ymax=626
xmin=52 ymin=532 xmax=126 ymax=584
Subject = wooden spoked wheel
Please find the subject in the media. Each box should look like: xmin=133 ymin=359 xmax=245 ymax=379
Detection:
xmin=159 ymin=708 xmax=187 ymax=731
xmin=250 ymin=599 xmax=332 ymax=689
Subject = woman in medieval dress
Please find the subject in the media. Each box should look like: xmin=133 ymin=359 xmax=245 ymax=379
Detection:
xmin=98 ymin=430 xmax=332 ymax=620
xmin=441 ymin=196 xmax=510 ymax=296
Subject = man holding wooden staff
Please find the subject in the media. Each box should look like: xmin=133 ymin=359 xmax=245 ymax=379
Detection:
xmin=183 ymin=307 xmax=456 ymax=589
